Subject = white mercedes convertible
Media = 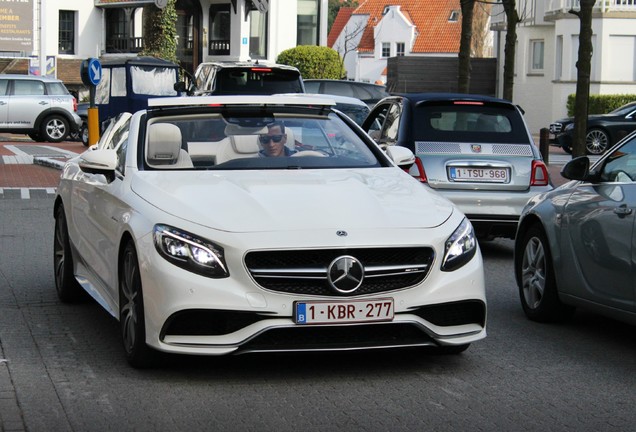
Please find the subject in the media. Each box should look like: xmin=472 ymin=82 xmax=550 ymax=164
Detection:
xmin=54 ymin=95 xmax=486 ymax=367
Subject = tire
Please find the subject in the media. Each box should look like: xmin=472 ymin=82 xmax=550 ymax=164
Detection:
xmin=516 ymin=225 xmax=574 ymax=322
xmin=28 ymin=132 xmax=41 ymax=142
xmin=119 ymin=241 xmax=155 ymax=368
xmin=80 ymin=123 xmax=89 ymax=146
xmin=53 ymin=205 xmax=84 ymax=302
xmin=41 ymin=114 xmax=70 ymax=143
xmin=585 ymin=128 xmax=610 ymax=155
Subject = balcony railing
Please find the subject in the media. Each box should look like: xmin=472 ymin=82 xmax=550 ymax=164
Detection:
xmin=547 ymin=0 xmax=636 ymax=14
xmin=209 ymin=39 xmax=230 ymax=56
xmin=492 ymin=0 xmax=636 ymax=27
xmin=106 ymin=36 xmax=144 ymax=54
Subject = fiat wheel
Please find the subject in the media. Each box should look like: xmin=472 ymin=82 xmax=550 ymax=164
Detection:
xmin=53 ymin=205 xmax=83 ymax=302
xmin=517 ymin=225 xmax=573 ymax=322
xmin=585 ymin=128 xmax=610 ymax=155
xmin=119 ymin=241 xmax=155 ymax=368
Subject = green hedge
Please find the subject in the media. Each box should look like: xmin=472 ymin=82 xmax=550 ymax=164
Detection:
xmin=276 ymin=45 xmax=345 ymax=79
xmin=567 ymin=94 xmax=636 ymax=117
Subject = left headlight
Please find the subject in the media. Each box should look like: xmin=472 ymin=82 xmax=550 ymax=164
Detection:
xmin=441 ymin=218 xmax=477 ymax=272
xmin=153 ymin=224 xmax=229 ymax=278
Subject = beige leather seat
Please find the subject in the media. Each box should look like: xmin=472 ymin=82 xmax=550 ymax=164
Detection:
xmin=146 ymin=123 xmax=193 ymax=169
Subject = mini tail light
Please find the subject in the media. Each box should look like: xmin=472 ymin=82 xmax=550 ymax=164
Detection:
xmin=72 ymin=97 xmax=77 ymax=112
xmin=530 ymin=160 xmax=549 ymax=186
xmin=412 ymin=157 xmax=428 ymax=183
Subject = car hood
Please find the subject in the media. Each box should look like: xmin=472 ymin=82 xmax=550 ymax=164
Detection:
xmin=131 ymin=169 xmax=454 ymax=233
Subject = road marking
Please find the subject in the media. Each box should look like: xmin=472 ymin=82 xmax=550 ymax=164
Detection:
xmin=0 ymin=187 xmax=57 ymax=199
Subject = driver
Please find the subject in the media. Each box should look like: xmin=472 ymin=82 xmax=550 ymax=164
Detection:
xmin=258 ymin=121 xmax=296 ymax=157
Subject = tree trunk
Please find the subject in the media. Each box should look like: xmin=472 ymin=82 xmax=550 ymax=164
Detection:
xmin=458 ymin=0 xmax=475 ymax=93
xmin=502 ymin=0 xmax=519 ymax=102
xmin=570 ymin=0 xmax=596 ymax=158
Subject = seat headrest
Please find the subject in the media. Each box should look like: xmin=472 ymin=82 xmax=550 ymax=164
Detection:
xmin=147 ymin=123 xmax=182 ymax=165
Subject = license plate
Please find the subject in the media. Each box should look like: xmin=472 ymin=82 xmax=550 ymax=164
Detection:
xmin=295 ymin=299 xmax=394 ymax=325
xmin=448 ymin=166 xmax=510 ymax=183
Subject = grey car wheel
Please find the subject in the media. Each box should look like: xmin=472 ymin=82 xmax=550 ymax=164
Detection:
xmin=585 ymin=128 xmax=610 ymax=155
xmin=41 ymin=114 xmax=70 ymax=143
xmin=517 ymin=225 xmax=574 ymax=322
xmin=120 ymin=241 xmax=155 ymax=368
xmin=53 ymin=205 xmax=84 ymax=302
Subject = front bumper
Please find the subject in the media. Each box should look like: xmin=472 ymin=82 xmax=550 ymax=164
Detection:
xmin=135 ymin=229 xmax=487 ymax=356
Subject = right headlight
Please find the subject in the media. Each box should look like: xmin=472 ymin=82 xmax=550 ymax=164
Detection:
xmin=153 ymin=224 xmax=229 ymax=278
xmin=441 ymin=218 xmax=477 ymax=272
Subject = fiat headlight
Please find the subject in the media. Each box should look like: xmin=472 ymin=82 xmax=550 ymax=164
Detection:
xmin=153 ymin=224 xmax=229 ymax=278
xmin=441 ymin=218 xmax=477 ymax=272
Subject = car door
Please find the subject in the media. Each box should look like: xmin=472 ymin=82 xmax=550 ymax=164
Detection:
xmin=363 ymin=100 xmax=401 ymax=147
xmin=8 ymin=79 xmax=48 ymax=129
xmin=70 ymin=114 xmax=132 ymax=303
xmin=0 ymin=79 xmax=9 ymax=125
xmin=560 ymin=136 xmax=636 ymax=312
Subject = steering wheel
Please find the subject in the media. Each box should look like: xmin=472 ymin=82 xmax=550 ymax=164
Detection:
xmin=291 ymin=150 xmax=328 ymax=157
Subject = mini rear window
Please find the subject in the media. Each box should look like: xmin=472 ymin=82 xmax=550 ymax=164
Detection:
xmin=413 ymin=102 xmax=530 ymax=144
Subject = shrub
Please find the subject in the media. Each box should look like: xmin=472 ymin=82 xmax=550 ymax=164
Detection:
xmin=567 ymin=94 xmax=636 ymax=117
xmin=276 ymin=45 xmax=345 ymax=79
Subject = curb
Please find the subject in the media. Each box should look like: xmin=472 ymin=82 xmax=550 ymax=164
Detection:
xmin=33 ymin=157 xmax=67 ymax=170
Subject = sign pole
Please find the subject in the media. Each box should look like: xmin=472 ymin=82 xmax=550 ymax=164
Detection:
xmin=80 ymin=58 xmax=102 ymax=146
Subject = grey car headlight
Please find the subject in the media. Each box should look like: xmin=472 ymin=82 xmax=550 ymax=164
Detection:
xmin=441 ymin=218 xmax=477 ymax=272
xmin=564 ymin=123 xmax=574 ymax=132
xmin=153 ymin=224 xmax=229 ymax=278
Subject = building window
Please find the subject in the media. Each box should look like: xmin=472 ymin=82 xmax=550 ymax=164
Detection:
xmin=297 ymin=0 xmax=319 ymax=45
xmin=449 ymin=10 xmax=459 ymax=22
xmin=249 ymin=10 xmax=268 ymax=59
xmin=59 ymin=10 xmax=75 ymax=54
xmin=530 ymin=40 xmax=544 ymax=72
xmin=382 ymin=42 xmax=390 ymax=58
xmin=105 ymin=8 xmax=142 ymax=53
xmin=209 ymin=4 xmax=231 ymax=55
xmin=396 ymin=42 xmax=405 ymax=56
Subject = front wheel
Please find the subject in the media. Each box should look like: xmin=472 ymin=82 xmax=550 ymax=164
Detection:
xmin=585 ymin=128 xmax=610 ymax=155
xmin=53 ymin=205 xmax=84 ymax=302
xmin=516 ymin=225 xmax=573 ymax=322
xmin=119 ymin=241 xmax=155 ymax=368
xmin=41 ymin=115 xmax=70 ymax=143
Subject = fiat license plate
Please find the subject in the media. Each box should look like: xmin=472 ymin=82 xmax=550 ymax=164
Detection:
xmin=295 ymin=299 xmax=394 ymax=325
xmin=449 ymin=166 xmax=510 ymax=183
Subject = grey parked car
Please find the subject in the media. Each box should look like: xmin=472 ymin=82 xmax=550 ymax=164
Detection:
xmin=515 ymin=130 xmax=636 ymax=325
xmin=362 ymin=93 xmax=552 ymax=240
xmin=304 ymin=79 xmax=389 ymax=109
xmin=0 ymin=74 xmax=82 ymax=142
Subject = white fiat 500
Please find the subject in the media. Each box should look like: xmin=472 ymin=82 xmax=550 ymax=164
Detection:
xmin=54 ymin=95 xmax=486 ymax=367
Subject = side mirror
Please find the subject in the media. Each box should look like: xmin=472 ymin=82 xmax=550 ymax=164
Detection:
xmin=79 ymin=149 xmax=118 ymax=179
xmin=385 ymin=145 xmax=416 ymax=169
xmin=174 ymin=81 xmax=187 ymax=93
xmin=561 ymin=156 xmax=592 ymax=181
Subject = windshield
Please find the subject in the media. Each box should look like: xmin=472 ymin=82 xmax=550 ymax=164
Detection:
xmin=142 ymin=110 xmax=385 ymax=171
xmin=609 ymin=103 xmax=636 ymax=116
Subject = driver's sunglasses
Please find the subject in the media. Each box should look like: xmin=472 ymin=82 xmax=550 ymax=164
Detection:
xmin=259 ymin=134 xmax=285 ymax=144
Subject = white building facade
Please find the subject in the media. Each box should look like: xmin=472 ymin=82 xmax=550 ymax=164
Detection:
xmin=0 ymin=0 xmax=327 ymax=90
xmin=491 ymin=0 xmax=636 ymax=133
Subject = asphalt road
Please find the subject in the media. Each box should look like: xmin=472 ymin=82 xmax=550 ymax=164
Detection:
xmin=1 ymin=196 xmax=635 ymax=431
